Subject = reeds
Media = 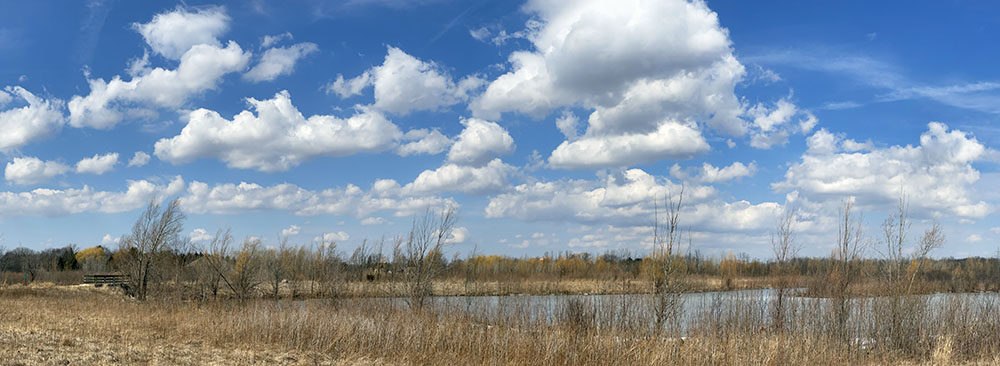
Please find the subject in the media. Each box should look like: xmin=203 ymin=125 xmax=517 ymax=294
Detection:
xmin=3 ymin=285 xmax=1000 ymax=365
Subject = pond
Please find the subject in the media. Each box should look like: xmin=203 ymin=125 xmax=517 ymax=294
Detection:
xmin=331 ymin=289 xmax=1000 ymax=334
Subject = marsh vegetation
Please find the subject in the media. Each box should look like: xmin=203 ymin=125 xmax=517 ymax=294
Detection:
xmin=2 ymin=195 xmax=1000 ymax=365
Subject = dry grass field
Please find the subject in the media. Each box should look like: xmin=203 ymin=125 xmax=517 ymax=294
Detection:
xmin=4 ymin=283 xmax=1000 ymax=365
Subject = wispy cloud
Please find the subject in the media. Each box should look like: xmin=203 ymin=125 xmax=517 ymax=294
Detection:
xmin=427 ymin=4 xmax=478 ymax=45
xmin=749 ymin=49 xmax=1000 ymax=115
xmin=820 ymin=101 xmax=863 ymax=110
xmin=307 ymin=0 xmax=451 ymax=18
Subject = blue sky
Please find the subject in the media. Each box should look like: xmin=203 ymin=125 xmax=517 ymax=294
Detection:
xmin=0 ymin=0 xmax=998 ymax=259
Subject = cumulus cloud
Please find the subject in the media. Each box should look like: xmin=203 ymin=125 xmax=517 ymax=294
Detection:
xmin=318 ymin=231 xmax=350 ymax=242
xmin=554 ymin=111 xmax=580 ymax=140
xmin=670 ymin=162 xmax=757 ymax=183
xmin=76 ymin=152 xmax=118 ymax=175
xmin=471 ymin=0 xmax=751 ymax=168
xmin=260 ymin=32 xmax=293 ymax=48
xmin=327 ymin=46 xmax=485 ymax=115
xmin=244 ymin=42 xmax=318 ymax=82
xmin=445 ymin=226 xmax=468 ymax=244
xmin=128 ymin=151 xmax=151 ymax=167
xmin=101 ymin=234 xmax=121 ymax=245
xmin=0 ymin=89 xmax=11 ymax=107
xmin=154 ymin=90 xmax=402 ymax=172
xmin=404 ymin=158 xmax=517 ymax=194
xmin=69 ymin=7 xmax=249 ymax=129
xmin=549 ymin=122 xmax=709 ymax=169
xmin=0 ymin=176 xmax=185 ymax=217
xmin=133 ymin=6 xmax=230 ymax=60
xmin=774 ymin=122 xmax=992 ymax=218
xmin=179 ymin=179 xmax=457 ymax=218
xmin=5 ymin=157 xmax=71 ymax=185
xmin=189 ymin=228 xmax=213 ymax=242
xmin=0 ymin=86 xmax=65 ymax=151
xmin=446 ymin=118 xmax=514 ymax=166
xmin=485 ymin=168 xmax=781 ymax=233
xmin=325 ymin=72 xmax=371 ymax=99
xmin=281 ymin=224 xmax=301 ymax=237
xmin=68 ymin=41 xmax=250 ymax=129
xmin=360 ymin=217 xmax=385 ymax=225
xmin=746 ymin=98 xmax=817 ymax=149
xmin=396 ymin=128 xmax=452 ymax=156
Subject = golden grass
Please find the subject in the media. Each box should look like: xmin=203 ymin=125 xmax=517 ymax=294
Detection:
xmin=2 ymin=284 xmax=999 ymax=365
xmin=311 ymin=276 xmax=778 ymax=298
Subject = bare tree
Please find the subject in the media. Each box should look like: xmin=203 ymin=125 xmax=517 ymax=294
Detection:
xmin=116 ymin=198 xmax=186 ymax=300
xmin=770 ymin=206 xmax=799 ymax=330
xmin=200 ymin=229 xmax=235 ymax=298
xmin=652 ymin=185 xmax=684 ymax=262
xmin=200 ymin=229 xmax=263 ymax=299
xmin=647 ymin=186 xmax=687 ymax=335
xmin=312 ymin=241 xmax=344 ymax=300
xmin=830 ymin=198 xmax=867 ymax=341
xmin=907 ymin=222 xmax=944 ymax=294
xmin=285 ymin=245 xmax=307 ymax=298
xmin=0 ymin=241 xmax=7 ymax=286
xmin=880 ymin=193 xmax=911 ymax=290
xmin=403 ymin=207 xmax=457 ymax=310
xmin=230 ymin=238 xmax=264 ymax=299
xmin=264 ymin=237 xmax=290 ymax=298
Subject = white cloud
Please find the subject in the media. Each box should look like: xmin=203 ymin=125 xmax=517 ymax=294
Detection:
xmin=748 ymin=64 xmax=782 ymax=84
xmin=101 ymin=234 xmax=120 ymax=245
xmin=0 ymin=89 xmax=11 ymax=106
xmin=154 ymin=90 xmax=402 ymax=172
xmin=468 ymin=27 xmax=491 ymax=42
xmin=671 ymin=162 xmax=757 ymax=184
xmin=446 ymin=118 xmax=514 ymax=166
xmin=70 ymin=7 xmax=249 ymax=129
xmin=0 ymin=176 xmax=185 ymax=217
xmin=260 ymin=32 xmax=293 ymax=48
xmin=485 ymin=168 xmax=781 ymax=233
xmin=189 ymin=228 xmax=213 ymax=242
xmin=445 ymin=227 xmax=468 ymax=244
xmin=841 ymin=138 xmax=874 ymax=152
xmin=179 ymin=179 xmax=457 ymax=218
xmin=967 ymin=234 xmax=983 ymax=243
xmin=548 ymin=121 xmax=709 ymax=169
xmin=404 ymin=158 xmax=516 ymax=194
xmin=5 ymin=157 xmax=71 ymax=185
xmin=821 ymin=101 xmax=863 ymax=110
xmin=472 ymin=0 xmax=748 ymax=168
xmin=244 ymin=42 xmax=318 ymax=82
xmin=133 ymin=6 xmax=230 ymax=60
xmin=554 ymin=111 xmax=579 ymax=140
xmin=0 ymin=86 xmax=65 ymax=151
xmin=328 ymin=46 xmax=484 ymax=115
xmin=68 ymin=40 xmax=250 ymax=129
xmin=319 ymin=231 xmax=350 ymax=242
xmin=746 ymin=98 xmax=817 ymax=149
xmin=396 ymin=128 xmax=452 ymax=156
xmin=360 ymin=217 xmax=385 ymax=225
xmin=752 ymin=50 xmax=1000 ymax=116
xmin=325 ymin=72 xmax=372 ymax=98
xmin=281 ymin=224 xmax=301 ymax=237
xmin=128 ymin=151 xmax=151 ymax=167
xmin=76 ymin=152 xmax=118 ymax=175
xmin=774 ymin=122 xmax=992 ymax=218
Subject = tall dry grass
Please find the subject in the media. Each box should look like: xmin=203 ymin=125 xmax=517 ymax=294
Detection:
xmin=3 ymin=285 xmax=1000 ymax=365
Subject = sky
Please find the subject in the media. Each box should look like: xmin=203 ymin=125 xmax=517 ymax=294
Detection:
xmin=0 ymin=0 xmax=998 ymax=259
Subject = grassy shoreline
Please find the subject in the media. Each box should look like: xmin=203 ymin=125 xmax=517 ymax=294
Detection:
xmin=4 ymin=284 xmax=1000 ymax=365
